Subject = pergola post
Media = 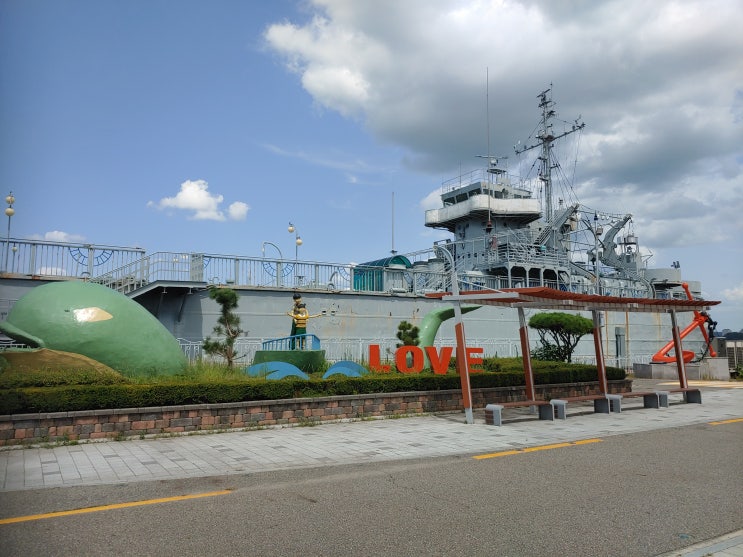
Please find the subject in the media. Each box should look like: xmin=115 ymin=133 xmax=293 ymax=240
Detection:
xmin=453 ymin=314 xmax=474 ymax=424
xmin=670 ymin=310 xmax=689 ymax=389
xmin=437 ymin=246 xmax=474 ymax=424
xmin=432 ymin=287 xmax=718 ymax=417
xmin=518 ymin=306 xmax=537 ymax=401
xmin=591 ymin=310 xmax=608 ymax=394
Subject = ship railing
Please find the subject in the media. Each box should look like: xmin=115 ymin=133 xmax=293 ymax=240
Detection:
xmin=441 ymin=169 xmax=499 ymax=192
xmin=448 ymin=237 xmax=570 ymax=271
xmin=0 ymin=238 xmax=146 ymax=280
xmin=426 ymin=240 xmax=572 ymax=292
xmin=439 ymin=169 xmax=532 ymax=196
xmin=567 ymin=282 xmax=653 ymax=298
xmin=498 ymin=244 xmax=569 ymax=267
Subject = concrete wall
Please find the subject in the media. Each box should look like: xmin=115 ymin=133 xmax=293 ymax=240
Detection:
xmin=2 ymin=276 xmax=711 ymax=366
xmin=633 ymin=358 xmax=730 ymax=380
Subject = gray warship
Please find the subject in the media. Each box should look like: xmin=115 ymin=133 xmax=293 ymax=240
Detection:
xmin=0 ymin=89 xmax=712 ymax=368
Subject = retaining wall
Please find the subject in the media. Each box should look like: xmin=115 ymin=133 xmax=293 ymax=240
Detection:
xmin=0 ymin=380 xmax=631 ymax=446
xmin=633 ymin=358 xmax=729 ymax=380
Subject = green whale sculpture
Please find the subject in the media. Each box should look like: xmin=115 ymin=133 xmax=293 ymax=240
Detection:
xmin=418 ymin=305 xmax=482 ymax=348
xmin=418 ymin=305 xmax=482 ymax=367
xmin=0 ymin=281 xmax=187 ymax=376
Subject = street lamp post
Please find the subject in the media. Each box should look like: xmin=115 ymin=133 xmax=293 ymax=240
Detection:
xmin=261 ymin=241 xmax=284 ymax=288
xmin=288 ymin=221 xmax=302 ymax=260
xmin=4 ymin=191 xmax=15 ymax=273
xmin=261 ymin=241 xmax=284 ymax=260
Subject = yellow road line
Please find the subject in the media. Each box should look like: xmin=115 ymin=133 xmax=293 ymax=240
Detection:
xmin=0 ymin=489 xmax=233 ymax=525
xmin=473 ymin=438 xmax=602 ymax=460
xmin=709 ymin=417 xmax=743 ymax=426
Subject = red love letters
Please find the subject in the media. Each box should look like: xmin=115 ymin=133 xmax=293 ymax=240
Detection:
xmin=368 ymin=344 xmax=483 ymax=374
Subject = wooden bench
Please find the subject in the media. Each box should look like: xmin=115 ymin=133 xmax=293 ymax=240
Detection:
xmin=485 ymin=400 xmax=551 ymax=426
xmin=485 ymin=387 xmax=702 ymax=425
xmin=607 ymin=391 xmax=666 ymax=412
xmin=486 ymin=394 xmax=621 ymax=424
xmin=549 ymin=388 xmax=702 ymax=418
xmin=612 ymin=388 xmax=701 ymax=411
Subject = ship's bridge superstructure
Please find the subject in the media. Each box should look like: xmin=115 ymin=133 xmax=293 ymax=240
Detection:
xmin=424 ymin=169 xmax=541 ymax=235
xmin=424 ymin=166 xmax=575 ymax=290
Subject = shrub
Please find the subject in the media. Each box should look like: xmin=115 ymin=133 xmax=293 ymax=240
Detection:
xmin=530 ymin=343 xmax=564 ymax=362
xmin=0 ymin=367 xmax=129 ymax=389
xmin=0 ymin=358 xmax=626 ymax=414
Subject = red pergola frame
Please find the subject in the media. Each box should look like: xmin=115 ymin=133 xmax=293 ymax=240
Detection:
xmin=428 ymin=287 xmax=721 ymax=424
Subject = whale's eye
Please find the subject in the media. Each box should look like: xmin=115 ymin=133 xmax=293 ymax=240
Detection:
xmin=73 ymin=307 xmax=113 ymax=323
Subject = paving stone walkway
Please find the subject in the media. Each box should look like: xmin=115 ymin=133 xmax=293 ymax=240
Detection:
xmin=2 ymin=379 xmax=742 ymax=556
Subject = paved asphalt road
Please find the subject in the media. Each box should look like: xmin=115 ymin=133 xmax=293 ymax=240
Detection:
xmin=0 ymin=380 xmax=742 ymax=556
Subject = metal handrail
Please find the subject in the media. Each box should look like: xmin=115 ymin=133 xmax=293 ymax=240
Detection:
xmin=1 ymin=237 xmax=663 ymax=300
xmin=261 ymin=334 xmax=321 ymax=351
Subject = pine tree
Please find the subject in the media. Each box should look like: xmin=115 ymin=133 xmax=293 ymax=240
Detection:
xmin=528 ymin=312 xmax=593 ymax=363
xmin=396 ymin=320 xmax=420 ymax=347
xmin=202 ymin=287 xmax=243 ymax=367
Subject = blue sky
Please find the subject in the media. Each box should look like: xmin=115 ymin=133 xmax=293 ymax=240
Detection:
xmin=1 ymin=0 xmax=742 ymax=330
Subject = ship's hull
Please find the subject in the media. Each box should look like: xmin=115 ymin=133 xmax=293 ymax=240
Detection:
xmin=1 ymin=269 xmax=710 ymax=370
xmin=136 ymin=282 xmax=706 ymax=367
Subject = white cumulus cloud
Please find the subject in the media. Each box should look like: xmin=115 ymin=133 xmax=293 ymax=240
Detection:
xmin=148 ymin=179 xmax=249 ymax=222
xmin=722 ymin=282 xmax=743 ymax=303
xmin=228 ymin=201 xmax=250 ymax=221
xmin=264 ymin=0 xmax=743 ymax=328
xmin=264 ymin=0 xmax=743 ymax=253
xmin=28 ymin=231 xmax=87 ymax=243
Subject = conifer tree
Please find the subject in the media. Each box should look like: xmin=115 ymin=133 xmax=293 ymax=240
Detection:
xmin=202 ymin=287 xmax=243 ymax=367
xmin=396 ymin=320 xmax=420 ymax=347
xmin=528 ymin=312 xmax=593 ymax=363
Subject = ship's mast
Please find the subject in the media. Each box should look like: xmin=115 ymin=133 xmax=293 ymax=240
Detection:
xmin=515 ymin=87 xmax=584 ymax=222
xmin=478 ymin=68 xmax=507 ymax=233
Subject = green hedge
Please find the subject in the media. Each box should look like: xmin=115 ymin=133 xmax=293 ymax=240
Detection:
xmin=0 ymin=364 xmax=625 ymax=414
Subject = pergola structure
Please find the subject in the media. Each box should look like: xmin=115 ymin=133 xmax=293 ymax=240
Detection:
xmin=427 ymin=287 xmax=721 ymax=424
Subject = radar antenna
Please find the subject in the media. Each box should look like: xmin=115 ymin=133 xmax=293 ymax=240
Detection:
xmin=477 ymin=68 xmax=509 ymax=233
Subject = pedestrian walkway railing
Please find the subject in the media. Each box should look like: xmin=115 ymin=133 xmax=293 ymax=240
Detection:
xmin=3 ymin=237 xmax=661 ymax=299
xmin=1 ymin=238 xmax=145 ymax=279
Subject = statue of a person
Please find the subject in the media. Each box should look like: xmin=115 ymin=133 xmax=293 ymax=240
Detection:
xmin=289 ymin=293 xmax=302 ymax=349
xmin=287 ymin=302 xmax=322 ymax=349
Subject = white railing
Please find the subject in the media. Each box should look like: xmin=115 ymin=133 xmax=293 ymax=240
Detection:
xmin=2 ymin=237 xmax=658 ymax=300
xmin=1 ymin=238 xmax=145 ymax=279
xmin=186 ymin=337 xmax=523 ymax=366
xmin=179 ymin=337 xmax=660 ymax=373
